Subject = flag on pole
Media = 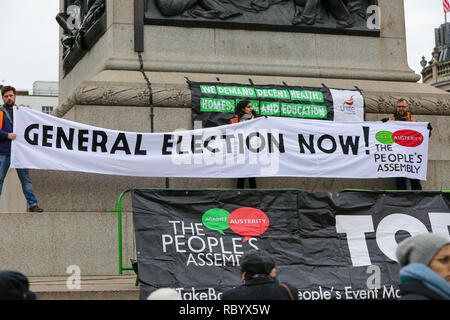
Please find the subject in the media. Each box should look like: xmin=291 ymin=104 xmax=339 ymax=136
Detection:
xmin=444 ymin=0 xmax=450 ymax=14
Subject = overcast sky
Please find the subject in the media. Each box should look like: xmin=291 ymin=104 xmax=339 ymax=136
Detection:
xmin=0 ymin=0 xmax=446 ymax=90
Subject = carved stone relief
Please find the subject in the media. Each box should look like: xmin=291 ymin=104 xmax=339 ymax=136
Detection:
xmin=145 ymin=0 xmax=379 ymax=35
xmin=56 ymin=0 xmax=107 ymax=76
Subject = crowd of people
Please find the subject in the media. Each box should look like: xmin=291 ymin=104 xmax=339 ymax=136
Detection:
xmin=1 ymin=86 xmax=446 ymax=300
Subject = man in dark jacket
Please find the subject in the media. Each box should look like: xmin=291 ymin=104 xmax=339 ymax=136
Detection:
xmin=0 ymin=86 xmax=43 ymax=212
xmin=221 ymin=249 xmax=298 ymax=300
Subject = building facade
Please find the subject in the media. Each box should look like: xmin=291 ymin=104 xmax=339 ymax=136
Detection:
xmin=1 ymin=81 xmax=59 ymax=114
xmin=421 ymin=22 xmax=450 ymax=91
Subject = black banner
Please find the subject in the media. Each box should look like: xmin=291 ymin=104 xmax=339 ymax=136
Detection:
xmin=188 ymin=81 xmax=365 ymax=128
xmin=132 ymin=189 xmax=450 ymax=300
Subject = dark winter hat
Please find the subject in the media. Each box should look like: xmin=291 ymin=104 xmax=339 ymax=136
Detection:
xmin=396 ymin=233 xmax=450 ymax=267
xmin=240 ymin=249 xmax=276 ymax=275
xmin=0 ymin=271 xmax=36 ymax=300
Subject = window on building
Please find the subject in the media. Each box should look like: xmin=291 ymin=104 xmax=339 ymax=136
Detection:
xmin=42 ymin=106 xmax=54 ymax=114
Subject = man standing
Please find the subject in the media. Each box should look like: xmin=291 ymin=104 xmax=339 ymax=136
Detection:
xmin=382 ymin=98 xmax=431 ymax=191
xmin=0 ymin=86 xmax=43 ymax=212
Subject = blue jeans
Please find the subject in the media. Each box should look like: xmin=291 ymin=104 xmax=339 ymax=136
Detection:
xmin=0 ymin=155 xmax=38 ymax=207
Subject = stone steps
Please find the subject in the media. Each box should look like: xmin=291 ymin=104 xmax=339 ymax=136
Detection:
xmin=0 ymin=210 xmax=140 ymax=299
xmin=29 ymin=275 xmax=139 ymax=300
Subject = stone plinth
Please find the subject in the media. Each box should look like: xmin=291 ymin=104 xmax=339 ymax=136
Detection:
xmin=0 ymin=211 xmax=135 ymax=276
xmin=0 ymin=169 xmax=27 ymax=212
xmin=30 ymin=275 xmax=139 ymax=300
xmin=1 ymin=0 xmax=449 ymax=280
xmin=59 ymin=0 xmax=419 ymax=104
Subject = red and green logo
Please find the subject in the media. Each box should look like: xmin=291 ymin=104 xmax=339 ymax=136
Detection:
xmin=375 ymin=131 xmax=394 ymax=144
xmin=375 ymin=130 xmax=423 ymax=147
xmin=392 ymin=130 xmax=424 ymax=147
xmin=202 ymin=207 xmax=269 ymax=242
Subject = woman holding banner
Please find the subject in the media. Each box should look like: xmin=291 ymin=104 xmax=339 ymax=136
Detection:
xmin=234 ymin=100 xmax=257 ymax=189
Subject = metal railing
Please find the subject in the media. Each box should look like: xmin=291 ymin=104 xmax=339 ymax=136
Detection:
xmin=422 ymin=60 xmax=450 ymax=83
xmin=437 ymin=60 xmax=450 ymax=77
xmin=109 ymin=188 xmax=135 ymax=275
xmin=422 ymin=65 xmax=433 ymax=82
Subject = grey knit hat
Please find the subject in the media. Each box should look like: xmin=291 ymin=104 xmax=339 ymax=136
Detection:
xmin=396 ymin=233 xmax=450 ymax=267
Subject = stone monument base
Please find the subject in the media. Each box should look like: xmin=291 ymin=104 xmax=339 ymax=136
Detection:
xmin=0 ymin=0 xmax=446 ymax=280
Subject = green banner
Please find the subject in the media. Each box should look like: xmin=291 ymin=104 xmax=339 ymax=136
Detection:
xmin=201 ymin=85 xmax=325 ymax=104
xmin=260 ymin=101 xmax=280 ymax=116
xmin=200 ymin=85 xmax=217 ymax=95
xmin=200 ymin=98 xmax=235 ymax=113
xmin=216 ymin=86 xmax=257 ymax=98
xmin=255 ymin=88 xmax=289 ymax=99
xmin=280 ymin=103 xmax=327 ymax=118
xmin=199 ymin=99 xmax=327 ymax=119
xmin=191 ymin=81 xmax=339 ymax=127
xmin=289 ymin=90 xmax=324 ymax=103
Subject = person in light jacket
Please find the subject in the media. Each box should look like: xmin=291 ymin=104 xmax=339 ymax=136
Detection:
xmin=395 ymin=233 xmax=450 ymax=300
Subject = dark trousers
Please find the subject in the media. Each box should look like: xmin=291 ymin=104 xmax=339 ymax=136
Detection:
xmin=237 ymin=178 xmax=256 ymax=189
xmin=396 ymin=178 xmax=422 ymax=190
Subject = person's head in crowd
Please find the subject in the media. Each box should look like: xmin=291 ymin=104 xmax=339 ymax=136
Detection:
xmin=147 ymin=287 xmax=182 ymax=300
xmin=235 ymin=100 xmax=254 ymax=118
xmin=1 ymin=85 xmax=16 ymax=107
xmin=396 ymin=233 xmax=450 ymax=283
xmin=0 ymin=270 xmax=36 ymax=300
xmin=222 ymin=249 xmax=298 ymax=300
xmin=395 ymin=98 xmax=411 ymax=119
xmin=240 ymin=249 xmax=276 ymax=282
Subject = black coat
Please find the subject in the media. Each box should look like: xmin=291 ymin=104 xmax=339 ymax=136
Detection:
xmin=221 ymin=277 xmax=298 ymax=300
xmin=399 ymin=282 xmax=447 ymax=300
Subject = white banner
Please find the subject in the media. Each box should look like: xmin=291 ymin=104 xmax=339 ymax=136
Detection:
xmin=11 ymin=107 xmax=429 ymax=180
xmin=330 ymin=89 xmax=365 ymax=122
